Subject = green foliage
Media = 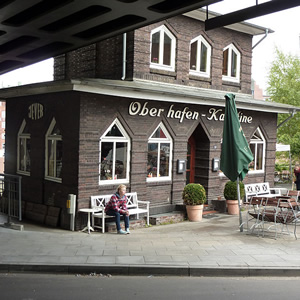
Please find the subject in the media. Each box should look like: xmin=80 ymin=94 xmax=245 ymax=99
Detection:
xmin=223 ymin=181 xmax=245 ymax=200
xmin=182 ymin=183 xmax=206 ymax=206
xmin=267 ymin=48 xmax=300 ymax=160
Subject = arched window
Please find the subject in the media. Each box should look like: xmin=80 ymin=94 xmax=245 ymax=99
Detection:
xmin=99 ymin=119 xmax=130 ymax=184
xmin=45 ymin=118 xmax=62 ymax=182
xmin=150 ymin=25 xmax=176 ymax=71
xmin=147 ymin=123 xmax=172 ymax=181
xmin=17 ymin=120 xmax=30 ymax=175
xmin=249 ymin=128 xmax=265 ymax=173
xmin=222 ymin=43 xmax=240 ymax=83
xmin=189 ymin=35 xmax=211 ymax=77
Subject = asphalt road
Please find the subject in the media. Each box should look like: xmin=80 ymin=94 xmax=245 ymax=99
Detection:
xmin=1 ymin=273 xmax=299 ymax=300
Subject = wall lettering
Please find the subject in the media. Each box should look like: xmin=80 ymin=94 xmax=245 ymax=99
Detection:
xmin=206 ymin=108 xmax=252 ymax=124
xmin=128 ymin=102 xmax=252 ymax=124
xmin=28 ymin=103 xmax=44 ymax=120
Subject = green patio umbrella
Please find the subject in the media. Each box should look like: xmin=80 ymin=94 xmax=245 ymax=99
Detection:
xmin=220 ymin=93 xmax=254 ymax=232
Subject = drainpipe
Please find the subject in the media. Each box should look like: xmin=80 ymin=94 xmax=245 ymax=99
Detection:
xmin=252 ymin=29 xmax=269 ymax=50
xmin=277 ymin=109 xmax=296 ymax=129
xmin=121 ymin=33 xmax=127 ymax=80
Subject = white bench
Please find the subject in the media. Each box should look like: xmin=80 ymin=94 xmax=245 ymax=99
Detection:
xmin=90 ymin=192 xmax=150 ymax=233
xmin=244 ymin=182 xmax=287 ymax=202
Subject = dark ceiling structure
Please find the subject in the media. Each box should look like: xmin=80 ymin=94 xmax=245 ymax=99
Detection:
xmin=0 ymin=0 xmax=299 ymax=76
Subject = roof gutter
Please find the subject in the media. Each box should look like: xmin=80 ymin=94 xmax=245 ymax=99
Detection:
xmin=252 ymin=28 xmax=269 ymax=50
xmin=277 ymin=109 xmax=297 ymax=129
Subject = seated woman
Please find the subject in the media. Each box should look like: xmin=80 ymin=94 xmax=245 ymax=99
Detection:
xmin=105 ymin=184 xmax=130 ymax=234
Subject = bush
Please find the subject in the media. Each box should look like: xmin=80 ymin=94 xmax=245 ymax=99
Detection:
xmin=223 ymin=181 xmax=245 ymax=200
xmin=182 ymin=183 xmax=206 ymax=206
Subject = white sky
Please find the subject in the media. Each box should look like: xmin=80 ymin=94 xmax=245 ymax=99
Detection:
xmin=0 ymin=0 xmax=299 ymax=93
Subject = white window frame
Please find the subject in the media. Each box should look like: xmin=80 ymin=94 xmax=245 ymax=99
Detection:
xmin=45 ymin=118 xmax=62 ymax=183
xmin=17 ymin=120 xmax=30 ymax=176
xmin=248 ymin=127 xmax=265 ymax=174
xmin=189 ymin=35 xmax=211 ymax=78
xmin=222 ymin=43 xmax=241 ymax=83
xmin=99 ymin=118 xmax=130 ymax=185
xmin=147 ymin=122 xmax=172 ymax=182
xmin=150 ymin=25 xmax=176 ymax=72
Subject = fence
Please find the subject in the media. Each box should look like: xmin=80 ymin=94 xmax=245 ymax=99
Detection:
xmin=0 ymin=174 xmax=22 ymax=223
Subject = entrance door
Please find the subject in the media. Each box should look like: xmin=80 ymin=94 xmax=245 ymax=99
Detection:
xmin=186 ymin=136 xmax=195 ymax=184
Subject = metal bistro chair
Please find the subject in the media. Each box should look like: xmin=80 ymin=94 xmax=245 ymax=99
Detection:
xmin=277 ymin=197 xmax=300 ymax=239
xmin=246 ymin=196 xmax=267 ymax=236
xmin=261 ymin=197 xmax=281 ymax=239
xmin=287 ymin=190 xmax=300 ymax=203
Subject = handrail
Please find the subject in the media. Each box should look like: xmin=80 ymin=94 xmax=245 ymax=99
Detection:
xmin=0 ymin=173 xmax=22 ymax=224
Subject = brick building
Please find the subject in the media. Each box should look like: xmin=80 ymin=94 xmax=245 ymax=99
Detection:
xmin=0 ymin=9 xmax=298 ymax=230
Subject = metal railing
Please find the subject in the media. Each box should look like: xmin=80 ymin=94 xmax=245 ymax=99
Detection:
xmin=0 ymin=174 xmax=22 ymax=223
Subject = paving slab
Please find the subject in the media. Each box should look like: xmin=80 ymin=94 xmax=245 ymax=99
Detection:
xmin=1 ymin=210 xmax=300 ymax=276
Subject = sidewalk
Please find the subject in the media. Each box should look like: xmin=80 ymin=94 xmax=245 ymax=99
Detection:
xmin=1 ymin=210 xmax=300 ymax=277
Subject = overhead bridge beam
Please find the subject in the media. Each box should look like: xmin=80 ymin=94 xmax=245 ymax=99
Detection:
xmin=205 ymin=0 xmax=300 ymax=31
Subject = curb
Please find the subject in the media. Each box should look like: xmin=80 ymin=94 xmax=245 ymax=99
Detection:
xmin=1 ymin=264 xmax=300 ymax=277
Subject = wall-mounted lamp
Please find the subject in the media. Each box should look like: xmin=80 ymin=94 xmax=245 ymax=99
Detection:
xmin=212 ymin=158 xmax=220 ymax=172
xmin=177 ymin=159 xmax=186 ymax=174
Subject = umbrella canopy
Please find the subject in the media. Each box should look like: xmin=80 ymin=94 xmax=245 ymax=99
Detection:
xmin=220 ymin=93 xmax=254 ymax=182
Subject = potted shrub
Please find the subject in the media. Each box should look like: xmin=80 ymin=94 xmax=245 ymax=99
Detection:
xmin=223 ymin=181 xmax=245 ymax=215
xmin=182 ymin=183 xmax=206 ymax=221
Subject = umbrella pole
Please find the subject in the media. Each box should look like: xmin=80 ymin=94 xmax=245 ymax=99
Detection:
xmin=237 ymin=177 xmax=243 ymax=232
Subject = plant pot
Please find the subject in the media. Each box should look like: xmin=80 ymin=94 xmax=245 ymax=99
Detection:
xmin=186 ymin=204 xmax=204 ymax=221
xmin=226 ymin=200 xmax=239 ymax=215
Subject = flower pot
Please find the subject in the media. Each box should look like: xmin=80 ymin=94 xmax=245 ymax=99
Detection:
xmin=226 ymin=200 xmax=239 ymax=215
xmin=186 ymin=204 xmax=204 ymax=221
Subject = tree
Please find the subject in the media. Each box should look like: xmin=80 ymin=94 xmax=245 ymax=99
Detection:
xmin=267 ymin=48 xmax=300 ymax=159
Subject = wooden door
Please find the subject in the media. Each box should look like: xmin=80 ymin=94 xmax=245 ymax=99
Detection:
xmin=186 ymin=135 xmax=195 ymax=184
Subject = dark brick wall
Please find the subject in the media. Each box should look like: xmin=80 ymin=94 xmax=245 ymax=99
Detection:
xmin=5 ymin=91 xmax=277 ymax=229
xmin=5 ymin=92 xmax=80 ymax=229
xmin=133 ymin=15 xmax=252 ymax=94
xmin=76 ymin=94 xmax=276 ymax=210
xmin=54 ymin=45 xmax=96 ymax=80
xmin=54 ymin=15 xmax=253 ymax=94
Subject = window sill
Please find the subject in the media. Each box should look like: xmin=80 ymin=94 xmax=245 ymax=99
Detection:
xmin=150 ymin=67 xmax=176 ymax=77
xmin=17 ymin=170 xmax=30 ymax=176
xmin=45 ymin=176 xmax=62 ymax=183
xmin=222 ymin=79 xmax=240 ymax=87
xmin=99 ymin=179 xmax=129 ymax=186
xmin=146 ymin=179 xmax=172 ymax=186
xmin=189 ymin=74 xmax=211 ymax=82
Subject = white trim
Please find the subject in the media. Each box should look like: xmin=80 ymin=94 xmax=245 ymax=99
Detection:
xmin=147 ymin=122 xmax=172 ymax=182
xmin=45 ymin=118 xmax=62 ymax=183
xmin=189 ymin=35 xmax=211 ymax=78
xmin=248 ymin=127 xmax=265 ymax=173
xmin=17 ymin=119 xmax=30 ymax=176
xmin=0 ymin=79 xmax=298 ymax=114
xmin=99 ymin=118 xmax=131 ymax=185
xmin=222 ymin=43 xmax=240 ymax=83
xmin=183 ymin=9 xmax=273 ymax=36
xmin=150 ymin=25 xmax=176 ymax=72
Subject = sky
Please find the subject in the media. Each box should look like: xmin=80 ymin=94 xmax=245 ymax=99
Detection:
xmin=210 ymin=0 xmax=300 ymax=93
xmin=0 ymin=0 xmax=299 ymax=93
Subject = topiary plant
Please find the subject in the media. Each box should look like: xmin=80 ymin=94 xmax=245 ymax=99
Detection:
xmin=223 ymin=181 xmax=245 ymax=200
xmin=182 ymin=183 xmax=206 ymax=206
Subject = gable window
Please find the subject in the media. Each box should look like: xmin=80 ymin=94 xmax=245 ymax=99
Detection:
xmin=45 ymin=118 xmax=62 ymax=182
xmin=249 ymin=128 xmax=265 ymax=173
xmin=189 ymin=35 xmax=211 ymax=77
xmin=99 ymin=119 xmax=130 ymax=184
xmin=222 ymin=43 xmax=240 ymax=83
xmin=17 ymin=120 xmax=30 ymax=175
xmin=150 ymin=25 xmax=176 ymax=71
xmin=147 ymin=123 xmax=172 ymax=181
